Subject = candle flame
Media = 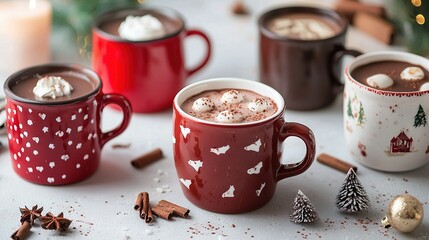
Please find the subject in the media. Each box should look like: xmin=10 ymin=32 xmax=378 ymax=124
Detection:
xmin=29 ymin=0 xmax=37 ymax=10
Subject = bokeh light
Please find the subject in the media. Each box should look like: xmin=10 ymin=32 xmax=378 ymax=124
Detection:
xmin=416 ymin=14 xmax=425 ymax=25
xmin=411 ymin=0 xmax=421 ymax=7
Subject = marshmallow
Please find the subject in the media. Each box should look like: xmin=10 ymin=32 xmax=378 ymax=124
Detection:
xmin=306 ymin=19 xmax=335 ymax=39
xmin=33 ymin=76 xmax=73 ymax=99
xmin=192 ymin=97 xmax=214 ymax=112
xmin=420 ymin=82 xmax=429 ymax=91
xmin=248 ymin=98 xmax=271 ymax=113
xmin=215 ymin=110 xmax=243 ymax=123
xmin=366 ymin=74 xmax=394 ymax=89
xmin=118 ymin=15 xmax=165 ymax=41
xmin=270 ymin=18 xmax=334 ymax=40
xmin=221 ymin=90 xmax=244 ymax=104
xmin=401 ymin=67 xmax=425 ymax=81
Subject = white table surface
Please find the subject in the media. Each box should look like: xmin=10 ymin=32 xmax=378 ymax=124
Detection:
xmin=1 ymin=0 xmax=428 ymax=239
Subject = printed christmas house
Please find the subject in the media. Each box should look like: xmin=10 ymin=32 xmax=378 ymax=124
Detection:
xmin=390 ymin=131 xmax=413 ymax=153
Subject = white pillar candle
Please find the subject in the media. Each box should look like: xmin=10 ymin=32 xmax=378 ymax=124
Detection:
xmin=0 ymin=0 xmax=52 ymax=77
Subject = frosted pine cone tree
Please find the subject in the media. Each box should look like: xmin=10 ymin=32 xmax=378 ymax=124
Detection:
xmin=290 ymin=190 xmax=318 ymax=223
xmin=336 ymin=168 xmax=370 ymax=213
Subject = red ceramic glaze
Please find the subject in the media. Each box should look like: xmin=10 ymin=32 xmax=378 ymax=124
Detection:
xmin=92 ymin=7 xmax=211 ymax=113
xmin=4 ymin=64 xmax=132 ymax=185
xmin=173 ymin=78 xmax=316 ymax=213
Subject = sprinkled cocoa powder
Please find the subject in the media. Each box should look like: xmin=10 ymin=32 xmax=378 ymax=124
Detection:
xmin=182 ymin=89 xmax=278 ymax=123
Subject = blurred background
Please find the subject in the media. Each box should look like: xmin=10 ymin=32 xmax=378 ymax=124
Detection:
xmin=1 ymin=0 xmax=428 ymax=82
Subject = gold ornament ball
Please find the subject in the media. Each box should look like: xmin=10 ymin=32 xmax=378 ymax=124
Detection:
xmin=382 ymin=194 xmax=424 ymax=233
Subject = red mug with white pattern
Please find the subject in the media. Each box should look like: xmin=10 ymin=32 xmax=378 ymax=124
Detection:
xmin=4 ymin=64 xmax=132 ymax=185
xmin=173 ymin=78 xmax=316 ymax=213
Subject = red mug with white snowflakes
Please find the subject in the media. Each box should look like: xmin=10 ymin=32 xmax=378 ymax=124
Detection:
xmin=173 ymin=78 xmax=316 ymax=213
xmin=344 ymin=51 xmax=429 ymax=172
xmin=4 ymin=64 xmax=132 ymax=185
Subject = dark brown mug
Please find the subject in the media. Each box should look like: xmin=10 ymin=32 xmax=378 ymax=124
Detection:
xmin=259 ymin=6 xmax=361 ymax=111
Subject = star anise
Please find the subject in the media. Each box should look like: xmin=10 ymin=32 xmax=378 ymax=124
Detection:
xmin=40 ymin=212 xmax=72 ymax=231
xmin=19 ymin=205 xmax=43 ymax=224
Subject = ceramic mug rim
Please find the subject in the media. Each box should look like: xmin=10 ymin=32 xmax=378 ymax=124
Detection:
xmin=258 ymin=5 xmax=348 ymax=43
xmin=4 ymin=63 xmax=102 ymax=106
xmin=93 ymin=6 xmax=186 ymax=43
xmin=345 ymin=51 xmax=429 ymax=97
xmin=173 ymin=78 xmax=285 ymax=127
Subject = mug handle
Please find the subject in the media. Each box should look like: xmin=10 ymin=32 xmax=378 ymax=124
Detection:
xmin=99 ymin=94 xmax=132 ymax=147
xmin=185 ymin=29 xmax=212 ymax=77
xmin=331 ymin=48 xmax=362 ymax=93
xmin=277 ymin=122 xmax=316 ymax=181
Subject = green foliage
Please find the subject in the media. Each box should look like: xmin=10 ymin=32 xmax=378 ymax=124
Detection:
xmin=51 ymin=0 xmax=140 ymax=55
xmin=387 ymin=0 xmax=429 ymax=55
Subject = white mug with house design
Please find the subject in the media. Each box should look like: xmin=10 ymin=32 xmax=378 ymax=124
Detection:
xmin=344 ymin=51 xmax=429 ymax=172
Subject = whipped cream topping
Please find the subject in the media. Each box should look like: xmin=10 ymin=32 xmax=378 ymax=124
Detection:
xmin=366 ymin=74 xmax=394 ymax=89
xmin=215 ymin=110 xmax=244 ymax=123
xmin=33 ymin=76 xmax=74 ymax=99
xmin=271 ymin=18 xmax=335 ymax=40
xmin=118 ymin=14 xmax=166 ymax=41
xmin=221 ymin=90 xmax=244 ymax=104
xmin=420 ymin=82 xmax=429 ymax=91
xmin=248 ymin=98 xmax=270 ymax=112
xmin=192 ymin=97 xmax=214 ymax=112
xmin=400 ymin=67 xmax=425 ymax=81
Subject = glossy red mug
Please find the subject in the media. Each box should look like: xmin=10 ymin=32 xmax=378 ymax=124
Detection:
xmin=173 ymin=78 xmax=316 ymax=213
xmin=4 ymin=64 xmax=132 ymax=185
xmin=92 ymin=7 xmax=211 ymax=113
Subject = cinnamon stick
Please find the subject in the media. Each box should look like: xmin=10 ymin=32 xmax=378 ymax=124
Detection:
xmin=131 ymin=148 xmax=163 ymax=169
xmin=151 ymin=205 xmax=173 ymax=220
xmin=140 ymin=192 xmax=153 ymax=223
xmin=134 ymin=193 xmax=143 ymax=211
xmin=335 ymin=1 xmax=385 ymax=22
xmin=146 ymin=208 xmax=153 ymax=223
xmin=158 ymin=200 xmax=190 ymax=218
xmin=317 ymin=153 xmax=357 ymax=174
xmin=11 ymin=221 xmax=31 ymax=240
xmin=353 ymin=11 xmax=394 ymax=44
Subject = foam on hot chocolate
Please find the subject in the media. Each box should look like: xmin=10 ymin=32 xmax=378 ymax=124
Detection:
xmin=99 ymin=10 xmax=183 ymax=41
xmin=11 ymin=71 xmax=96 ymax=102
xmin=352 ymin=61 xmax=429 ymax=92
xmin=182 ymin=89 xmax=278 ymax=123
xmin=33 ymin=76 xmax=73 ymax=99
xmin=118 ymin=14 xmax=166 ymax=41
xmin=267 ymin=13 xmax=340 ymax=40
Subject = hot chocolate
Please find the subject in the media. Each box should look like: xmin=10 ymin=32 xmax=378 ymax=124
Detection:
xmin=181 ymin=89 xmax=278 ymax=123
xmin=351 ymin=61 xmax=429 ymax=92
xmin=10 ymin=70 xmax=97 ymax=102
xmin=266 ymin=12 xmax=341 ymax=40
xmin=99 ymin=10 xmax=183 ymax=40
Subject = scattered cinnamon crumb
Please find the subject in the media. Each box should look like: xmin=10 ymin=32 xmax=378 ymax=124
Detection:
xmin=231 ymin=1 xmax=249 ymax=15
xmin=111 ymin=143 xmax=131 ymax=149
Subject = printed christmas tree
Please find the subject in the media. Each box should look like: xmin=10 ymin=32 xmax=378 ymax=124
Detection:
xmin=336 ymin=168 xmax=369 ymax=213
xmin=413 ymin=104 xmax=427 ymax=127
xmin=347 ymin=98 xmax=353 ymax=118
xmin=290 ymin=190 xmax=318 ymax=223
xmin=357 ymin=103 xmax=365 ymax=125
